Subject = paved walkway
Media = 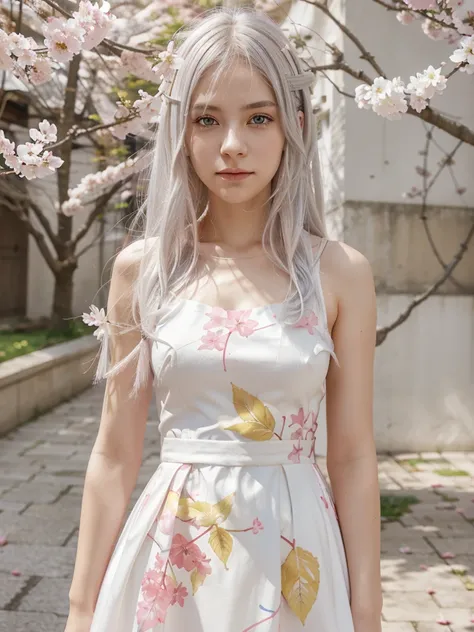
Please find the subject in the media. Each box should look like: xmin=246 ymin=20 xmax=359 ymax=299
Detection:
xmin=0 ymin=385 xmax=473 ymax=631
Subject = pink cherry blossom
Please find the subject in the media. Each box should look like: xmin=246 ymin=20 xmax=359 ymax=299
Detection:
xmin=0 ymin=536 xmax=7 ymax=547
xmin=43 ymin=16 xmax=85 ymax=63
xmin=73 ymin=1 xmax=115 ymax=51
xmin=252 ymin=518 xmax=264 ymax=534
xmin=290 ymin=428 xmax=303 ymax=440
xmin=436 ymin=616 xmax=451 ymax=625
xmin=427 ymin=587 xmax=436 ymax=594
xmin=29 ymin=58 xmax=53 ymax=85
xmin=399 ymin=546 xmax=412 ymax=554
xmin=30 ymin=120 xmax=58 ymax=144
xmin=440 ymin=551 xmax=456 ymax=559
xmin=0 ymin=130 xmax=15 ymax=156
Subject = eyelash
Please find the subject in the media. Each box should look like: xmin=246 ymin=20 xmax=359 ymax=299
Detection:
xmin=194 ymin=114 xmax=273 ymax=128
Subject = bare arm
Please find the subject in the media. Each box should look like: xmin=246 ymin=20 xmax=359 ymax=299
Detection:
xmin=67 ymin=242 xmax=153 ymax=616
xmin=325 ymin=243 xmax=382 ymax=630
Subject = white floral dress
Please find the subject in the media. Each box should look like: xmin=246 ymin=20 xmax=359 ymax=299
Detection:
xmin=89 ymin=236 xmax=354 ymax=631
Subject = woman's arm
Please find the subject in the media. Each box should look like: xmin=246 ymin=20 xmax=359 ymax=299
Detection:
xmin=67 ymin=242 xmax=154 ymax=617
xmin=325 ymin=243 xmax=382 ymax=631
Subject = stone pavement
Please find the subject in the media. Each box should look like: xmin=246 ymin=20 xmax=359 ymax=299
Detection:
xmin=0 ymin=385 xmax=473 ymax=632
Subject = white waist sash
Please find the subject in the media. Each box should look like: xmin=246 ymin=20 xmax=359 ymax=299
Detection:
xmin=160 ymin=437 xmax=315 ymax=466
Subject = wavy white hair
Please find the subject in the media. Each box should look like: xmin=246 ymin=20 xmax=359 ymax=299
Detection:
xmin=97 ymin=6 xmax=329 ymax=393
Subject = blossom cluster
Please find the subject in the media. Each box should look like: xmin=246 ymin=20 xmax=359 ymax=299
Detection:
xmin=61 ymin=155 xmax=147 ymax=215
xmin=112 ymin=89 xmax=163 ymax=140
xmin=43 ymin=1 xmax=115 ymax=63
xmin=398 ymin=0 xmax=474 ymax=42
xmin=355 ymin=65 xmax=447 ymax=119
xmin=0 ymin=121 xmax=63 ymax=180
xmin=0 ymin=29 xmax=52 ymax=85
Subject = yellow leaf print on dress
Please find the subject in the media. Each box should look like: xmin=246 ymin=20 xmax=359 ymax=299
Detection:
xmin=177 ymin=493 xmax=234 ymax=526
xmin=225 ymin=383 xmax=276 ymax=441
xmin=209 ymin=525 xmax=233 ymax=569
xmin=281 ymin=546 xmax=320 ymax=624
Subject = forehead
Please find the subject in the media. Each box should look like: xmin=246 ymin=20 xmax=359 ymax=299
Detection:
xmin=190 ymin=60 xmax=275 ymax=107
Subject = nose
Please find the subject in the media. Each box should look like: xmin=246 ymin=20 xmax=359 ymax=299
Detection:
xmin=220 ymin=125 xmax=247 ymax=158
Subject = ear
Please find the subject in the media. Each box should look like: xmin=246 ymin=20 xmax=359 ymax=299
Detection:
xmin=297 ymin=111 xmax=304 ymax=129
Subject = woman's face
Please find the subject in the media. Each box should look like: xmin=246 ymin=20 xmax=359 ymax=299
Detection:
xmin=184 ymin=60 xmax=287 ymax=206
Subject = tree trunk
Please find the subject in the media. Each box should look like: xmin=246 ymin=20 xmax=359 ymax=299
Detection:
xmin=50 ymin=261 xmax=77 ymax=329
xmin=50 ymin=53 xmax=81 ymax=327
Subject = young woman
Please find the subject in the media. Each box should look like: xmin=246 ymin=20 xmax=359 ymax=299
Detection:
xmin=65 ymin=7 xmax=382 ymax=632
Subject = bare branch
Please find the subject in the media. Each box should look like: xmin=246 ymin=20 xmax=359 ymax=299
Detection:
xmin=301 ymin=0 xmax=387 ymax=78
xmin=376 ymin=219 xmax=474 ymax=345
xmin=72 ymin=178 xmax=132 ymax=248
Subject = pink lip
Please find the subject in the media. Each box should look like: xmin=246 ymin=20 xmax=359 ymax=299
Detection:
xmin=217 ymin=169 xmax=252 ymax=174
xmin=217 ymin=172 xmax=253 ymax=181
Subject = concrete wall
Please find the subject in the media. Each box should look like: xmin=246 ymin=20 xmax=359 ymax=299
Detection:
xmin=284 ymin=0 xmax=474 ymax=453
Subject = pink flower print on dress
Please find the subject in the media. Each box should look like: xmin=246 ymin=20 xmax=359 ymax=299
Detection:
xmin=202 ymin=306 xmax=229 ymax=330
xmin=198 ymin=329 xmax=227 ymax=351
xmin=288 ymin=443 xmax=303 ymax=464
xmin=137 ymin=569 xmax=175 ymax=629
xmin=293 ymin=310 xmax=318 ymax=334
xmin=290 ymin=427 xmax=303 ymax=440
xmin=225 ymin=309 xmax=259 ymax=337
xmin=192 ymin=548 xmax=212 ymax=576
xmin=169 ymin=533 xmax=206 ymax=572
xmin=289 ymin=407 xmax=306 ymax=430
xmin=252 ymin=518 xmax=264 ymax=534
xmin=172 ymin=583 xmax=188 ymax=607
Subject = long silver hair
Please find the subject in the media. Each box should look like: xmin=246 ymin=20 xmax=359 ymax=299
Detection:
xmin=99 ymin=7 xmax=329 ymax=392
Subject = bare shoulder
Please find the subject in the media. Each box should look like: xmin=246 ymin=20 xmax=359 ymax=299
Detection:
xmin=309 ymin=235 xmax=375 ymax=331
xmin=112 ymin=236 xmax=160 ymax=281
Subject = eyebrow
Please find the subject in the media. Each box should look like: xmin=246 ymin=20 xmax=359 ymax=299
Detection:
xmin=191 ymin=100 xmax=277 ymax=112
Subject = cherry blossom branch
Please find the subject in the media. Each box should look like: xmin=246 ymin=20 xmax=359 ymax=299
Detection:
xmin=370 ymin=0 xmax=457 ymax=28
xmin=37 ymin=0 xmax=164 ymax=55
xmin=376 ymin=219 xmax=474 ymax=345
xmin=310 ymin=57 xmax=474 ymax=147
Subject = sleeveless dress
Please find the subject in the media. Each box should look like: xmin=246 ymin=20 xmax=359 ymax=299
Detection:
xmin=89 ymin=236 xmax=354 ymax=632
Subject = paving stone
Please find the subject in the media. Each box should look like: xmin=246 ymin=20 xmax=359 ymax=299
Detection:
xmin=427 ymin=538 xmax=474 ymax=557
xmin=0 ymin=611 xmax=67 ymax=631
xmin=0 ymin=572 xmax=29 ymax=608
xmin=1 ymin=482 xmax=66 ymax=504
xmin=0 ymin=514 xmax=75 ymax=546
xmin=381 ymin=624 xmax=415 ymax=632
xmin=381 ymin=556 xmax=466 ymax=592
xmin=17 ymin=576 xmax=70 ymax=616
xmin=22 ymin=443 xmax=78 ymax=458
xmin=431 ymin=588 xmax=474 ymax=608
xmin=0 ymin=466 xmax=42 ymax=482
xmin=22 ymin=502 xmax=81 ymax=523
xmin=0 ymin=544 xmax=75 ymax=578
xmin=382 ymin=591 xmax=442 ymax=621
xmin=0 ymin=500 xmax=30 ymax=513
